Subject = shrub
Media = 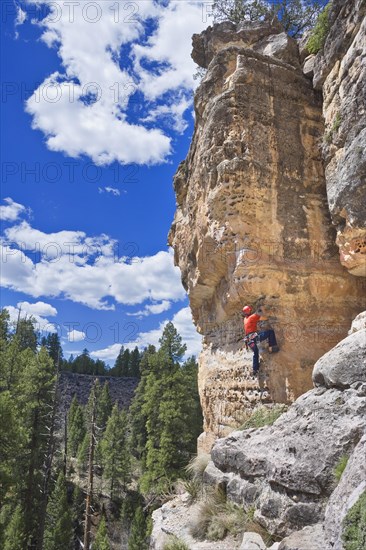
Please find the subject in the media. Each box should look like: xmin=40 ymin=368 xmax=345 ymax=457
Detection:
xmin=182 ymin=478 xmax=203 ymax=502
xmin=307 ymin=2 xmax=332 ymax=54
xmin=163 ymin=536 xmax=190 ymax=550
xmin=190 ymin=487 xmax=246 ymax=541
xmin=334 ymin=455 xmax=349 ymax=482
xmin=239 ymin=404 xmax=287 ymax=430
xmin=342 ymin=491 xmax=366 ymax=550
xmin=185 ymin=453 xmax=210 ymax=480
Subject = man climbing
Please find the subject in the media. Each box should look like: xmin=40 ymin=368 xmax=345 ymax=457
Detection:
xmin=242 ymin=305 xmax=279 ymax=375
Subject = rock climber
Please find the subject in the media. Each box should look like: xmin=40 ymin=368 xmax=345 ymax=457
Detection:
xmin=242 ymin=305 xmax=279 ymax=375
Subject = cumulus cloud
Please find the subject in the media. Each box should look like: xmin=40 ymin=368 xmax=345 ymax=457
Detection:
xmin=22 ymin=1 xmax=209 ymax=165
xmin=0 ymin=197 xmax=27 ymax=222
xmin=1 ymin=220 xmax=186 ymax=310
xmin=127 ymin=300 xmax=172 ymax=317
xmin=67 ymin=329 xmax=86 ymax=342
xmin=91 ymin=306 xmax=202 ymax=363
xmin=4 ymin=301 xmax=58 ymax=332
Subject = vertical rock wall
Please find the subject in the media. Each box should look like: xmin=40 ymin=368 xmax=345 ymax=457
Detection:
xmin=169 ymin=19 xmax=365 ymax=451
xmin=313 ymin=0 xmax=366 ymax=276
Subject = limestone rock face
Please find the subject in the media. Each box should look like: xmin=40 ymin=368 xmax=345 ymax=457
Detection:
xmin=169 ymin=20 xmax=365 ymax=450
xmin=278 ymin=524 xmax=326 ymax=550
xmin=204 ymin=331 xmax=366 ymax=538
xmin=312 ymin=329 xmax=366 ymax=389
xmin=323 ymin=434 xmax=366 ymax=550
xmin=240 ymin=532 xmax=266 ymax=549
xmin=313 ymin=0 xmax=366 ymax=276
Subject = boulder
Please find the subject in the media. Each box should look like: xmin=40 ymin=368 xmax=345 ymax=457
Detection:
xmin=207 ymin=383 xmax=366 ymax=536
xmin=278 ymin=524 xmax=326 ymax=550
xmin=253 ymin=32 xmax=299 ymax=67
xmin=312 ymin=329 xmax=366 ymax=389
xmin=348 ymin=310 xmax=366 ymax=334
xmin=240 ymin=532 xmax=266 ymax=550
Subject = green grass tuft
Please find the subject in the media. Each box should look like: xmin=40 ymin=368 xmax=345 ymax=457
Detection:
xmin=342 ymin=491 xmax=366 ymax=550
xmin=238 ymin=404 xmax=287 ymax=430
xmin=334 ymin=455 xmax=349 ymax=482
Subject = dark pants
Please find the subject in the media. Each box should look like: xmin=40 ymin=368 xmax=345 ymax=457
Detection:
xmin=249 ymin=330 xmax=278 ymax=373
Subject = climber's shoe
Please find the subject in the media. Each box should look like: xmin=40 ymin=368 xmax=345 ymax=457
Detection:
xmin=269 ymin=345 xmax=280 ymax=353
xmin=253 ymin=369 xmax=259 ymax=376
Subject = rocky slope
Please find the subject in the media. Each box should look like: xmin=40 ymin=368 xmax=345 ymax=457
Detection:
xmin=169 ymin=12 xmax=365 ymax=450
xmin=58 ymin=372 xmax=138 ymax=415
xmin=150 ymin=318 xmax=366 ymax=549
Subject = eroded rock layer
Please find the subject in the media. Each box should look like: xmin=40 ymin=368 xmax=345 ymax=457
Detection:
xmin=169 ymin=20 xmax=365 ymax=450
xmin=313 ymin=0 xmax=366 ymax=276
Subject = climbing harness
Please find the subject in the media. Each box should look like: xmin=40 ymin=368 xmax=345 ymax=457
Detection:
xmin=244 ymin=331 xmax=258 ymax=351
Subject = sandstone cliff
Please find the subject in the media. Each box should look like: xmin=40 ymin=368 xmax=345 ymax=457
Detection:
xmin=169 ymin=11 xmax=365 ymax=450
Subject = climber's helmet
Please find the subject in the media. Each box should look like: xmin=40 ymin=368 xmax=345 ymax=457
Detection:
xmin=242 ymin=305 xmax=252 ymax=317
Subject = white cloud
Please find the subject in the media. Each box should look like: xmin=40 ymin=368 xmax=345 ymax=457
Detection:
xmin=4 ymin=301 xmax=58 ymax=332
xmin=127 ymin=299 xmax=172 ymax=317
xmin=4 ymin=220 xmax=116 ymax=259
xmin=0 ymin=197 xmax=27 ymax=222
xmin=21 ymin=1 xmax=209 ymax=165
xmin=15 ymin=4 xmax=27 ymax=38
xmin=67 ymin=329 xmax=86 ymax=342
xmin=17 ymin=300 xmax=57 ymax=317
xmin=133 ymin=2 xmax=207 ymax=100
xmin=1 ymin=220 xmax=186 ymax=310
xmin=91 ymin=306 xmax=202 ymax=363
xmin=15 ymin=5 xmax=27 ymax=26
xmin=98 ymin=186 xmax=121 ymax=196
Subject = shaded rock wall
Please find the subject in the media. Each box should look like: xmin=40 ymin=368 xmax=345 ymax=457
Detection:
xmin=169 ymin=19 xmax=365 ymax=450
xmin=313 ymin=0 xmax=366 ymax=276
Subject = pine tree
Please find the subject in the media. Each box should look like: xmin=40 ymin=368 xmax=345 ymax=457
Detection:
xmin=16 ymin=316 xmax=39 ymax=352
xmin=114 ymin=346 xmax=131 ymax=376
xmin=97 ymin=382 xmax=112 ymax=431
xmin=3 ymin=505 xmax=27 ymax=550
xmin=139 ymin=325 xmax=202 ymax=494
xmin=19 ymin=347 xmax=56 ymax=546
xmin=43 ymin=473 xmax=74 ymax=550
xmin=93 ymin=516 xmax=110 ymax=550
xmin=100 ymin=405 xmax=130 ymax=498
xmin=77 ymin=432 xmax=90 ymax=471
xmin=127 ymin=506 xmax=148 ymax=550
xmin=128 ymin=347 xmax=141 ymax=378
xmin=83 ymin=380 xmax=98 ymax=550
xmin=41 ymin=332 xmax=63 ymax=366
xmin=129 ymin=345 xmax=156 ymax=461
xmin=68 ymin=401 xmax=86 ymax=457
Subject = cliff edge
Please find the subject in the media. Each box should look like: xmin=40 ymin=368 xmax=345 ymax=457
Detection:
xmin=169 ymin=5 xmax=365 ymax=451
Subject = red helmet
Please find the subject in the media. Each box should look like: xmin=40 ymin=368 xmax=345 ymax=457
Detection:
xmin=242 ymin=305 xmax=252 ymax=315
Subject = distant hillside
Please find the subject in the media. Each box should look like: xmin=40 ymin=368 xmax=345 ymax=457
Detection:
xmin=58 ymin=372 xmax=138 ymax=415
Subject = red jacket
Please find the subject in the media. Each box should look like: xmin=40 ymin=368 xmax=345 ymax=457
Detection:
xmin=244 ymin=313 xmax=261 ymax=335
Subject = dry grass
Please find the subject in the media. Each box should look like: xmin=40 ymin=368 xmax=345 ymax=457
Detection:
xmin=238 ymin=404 xmax=287 ymax=431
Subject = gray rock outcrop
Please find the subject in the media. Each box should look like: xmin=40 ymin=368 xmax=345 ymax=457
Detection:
xmin=278 ymin=523 xmax=326 ymax=550
xmin=240 ymin=532 xmax=266 ymax=549
xmin=313 ymin=0 xmax=366 ymax=276
xmin=324 ymin=434 xmax=366 ymax=549
xmin=203 ymin=326 xmax=366 ymax=539
xmin=312 ymin=329 xmax=366 ymax=389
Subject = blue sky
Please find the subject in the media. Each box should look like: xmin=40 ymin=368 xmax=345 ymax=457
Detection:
xmin=1 ymin=0 xmax=214 ymax=363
